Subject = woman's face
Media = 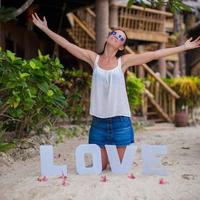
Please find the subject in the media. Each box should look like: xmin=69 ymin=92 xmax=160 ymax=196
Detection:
xmin=106 ymin=30 xmax=126 ymax=50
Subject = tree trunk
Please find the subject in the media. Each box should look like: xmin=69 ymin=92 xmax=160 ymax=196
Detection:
xmin=95 ymin=0 xmax=109 ymax=53
xmin=4 ymin=0 xmax=34 ymax=21
xmin=174 ymin=13 xmax=186 ymax=76
xmin=109 ymin=0 xmax=118 ymax=29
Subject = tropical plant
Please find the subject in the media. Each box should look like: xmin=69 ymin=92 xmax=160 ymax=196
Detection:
xmin=165 ymin=76 xmax=200 ymax=111
xmin=128 ymin=0 xmax=193 ymax=13
xmin=0 ymin=48 xmax=66 ymax=138
xmin=126 ymin=71 xmax=145 ymax=113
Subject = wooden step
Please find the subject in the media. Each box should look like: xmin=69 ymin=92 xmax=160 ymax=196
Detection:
xmin=147 ymin=112 xmax=158 ymax=116
xmin=148 ymin=118 xmax=167 ymax=123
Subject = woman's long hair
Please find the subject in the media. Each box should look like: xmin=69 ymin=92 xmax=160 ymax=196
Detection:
xmin=98 ymin=28 xmax=128 ymax=58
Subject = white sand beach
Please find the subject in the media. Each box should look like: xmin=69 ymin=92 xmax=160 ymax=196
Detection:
xmin=0 ymin=123 xmax=200 ymax=200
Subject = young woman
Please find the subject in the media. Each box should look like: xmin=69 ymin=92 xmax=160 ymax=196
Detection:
xmin=32 ymin=13 xmax=200 ymax=170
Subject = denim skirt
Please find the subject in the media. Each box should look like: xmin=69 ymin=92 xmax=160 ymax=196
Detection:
xmin=88 ymin=115 xmax=134 ymax=148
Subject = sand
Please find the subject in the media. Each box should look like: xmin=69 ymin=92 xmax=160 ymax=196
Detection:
xmin=0 ymin=123 xmax=200 ymax=200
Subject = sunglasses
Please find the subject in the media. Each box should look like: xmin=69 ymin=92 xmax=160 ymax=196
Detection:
xmin=110 ymin=31 xmax=125 ymax=42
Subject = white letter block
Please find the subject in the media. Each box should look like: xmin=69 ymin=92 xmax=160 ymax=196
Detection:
xmin=141 ymin=144 xmax=168 ymax=176
xmin=105 ymin=144 xmax=137 ymax=174
xmin=40 ymin=145 xmax=67 ymax=176
xmin=75 ymin=144 xmax=102 ymax=175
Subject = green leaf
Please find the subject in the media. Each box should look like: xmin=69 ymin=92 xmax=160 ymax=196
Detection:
xmin=6 ymin=50 xmax=15 ymax=62
xmin=29 ymin=60 xmax=36 ymax=69
xmin=127 ymin=0 xmax=136 ymax=8
xmin=24 ymin=98 xmax=35 ymax=110
xmin=44 ymin=54 xmax=50 ymax=61
xmin=37 ymin=82 xmax=49 ymax=93
xmin=47 ymin=90 xmax=54 ymax=97
xmin=38 ymin=49 xmax=43 ymax=61
xmin=19 ymin=72 xmax=30 ymax=79
xmin=0 ymin=143 xmax=16 ymax=152
xmin=55 ymin=57 xmax=60 ymax=66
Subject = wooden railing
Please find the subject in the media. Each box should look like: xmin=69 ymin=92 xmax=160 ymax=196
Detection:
xmin=125 ymin=47 xmax=179 ymax=121
xmin=67 ymin=7 xmax=179 ymax=122
xmin=67 ymin=14 xmax=95 ymax=51
xmin=77 ymin=8 xmax=95 ymax=33
xmin=111 ymin=3 xmax=172 ymax=42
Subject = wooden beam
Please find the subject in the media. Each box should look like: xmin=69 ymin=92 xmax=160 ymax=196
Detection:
xmin=70 ymin=13 xmax=95 ymax=40
xmin=125 ymin=30 xmax=169 ymax=43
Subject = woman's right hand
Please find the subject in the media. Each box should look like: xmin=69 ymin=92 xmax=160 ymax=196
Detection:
xmin=32 ymin=13 xmax=48 ymax=30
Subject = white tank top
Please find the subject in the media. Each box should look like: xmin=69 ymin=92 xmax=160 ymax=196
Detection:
xmin=89 ymin=55 xmax=131 ymax=118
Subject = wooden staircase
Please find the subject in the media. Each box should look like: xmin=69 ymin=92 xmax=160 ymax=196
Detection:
xmin=66 ymin=6 xmax=179 ymax=122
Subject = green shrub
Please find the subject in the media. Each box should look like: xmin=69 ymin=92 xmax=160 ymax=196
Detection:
xmin=61 ymin=69 xmax=91 ymax=123
xmin=0 ymin=48 xmax=67 ymax=138
xmin=163 ymin=76 xmax=200 ymax=111
xmin=126 ymin=71 xmax=145 ymax=113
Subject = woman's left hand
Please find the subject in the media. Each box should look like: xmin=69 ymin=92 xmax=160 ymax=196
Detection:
xmin=184 ymin=36 xmax=200 ymax=50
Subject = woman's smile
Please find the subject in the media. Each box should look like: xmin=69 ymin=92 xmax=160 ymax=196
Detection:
xmin=111 ymin=36 xmax=119 ymax=42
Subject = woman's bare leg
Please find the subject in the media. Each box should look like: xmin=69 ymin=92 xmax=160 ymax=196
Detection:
xmin=100 ymin=146 xmax=126 ymax=170
xmin=101 ymin=147 xmax=108 ymax=170
xmin=117 ymin=146 xmax=126 ymax=162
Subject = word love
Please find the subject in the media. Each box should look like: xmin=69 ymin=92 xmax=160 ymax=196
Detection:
xmin=40 ymin=144 xmax=168 ymax=177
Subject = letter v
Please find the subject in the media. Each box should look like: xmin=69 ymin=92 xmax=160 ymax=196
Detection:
xmin=105 ymin=144 xmax=137 ymax=174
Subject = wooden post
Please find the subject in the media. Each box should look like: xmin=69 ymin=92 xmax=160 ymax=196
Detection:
xmin=172 ymin=97 xmax=176 ymax=121
xmin=95 ymin=0 xmax=109 ymax=53
xmin=155 ymin=72 xmax=160 ymax=104
xmin=137 ymin=45 xmax=145 ymax=78
xmin=173 ymin=60 xmax=180 ymax=77
xmin=158 ymin=43 xmax=167 ymax=78
xmin=142 ymin=93 xmax=148 ymax=121
xmin=109 ymin=1 xmax=118 ymax=29
xmin=158 ymin=6 xmax=167 ymax=78
xmin=174 ymin=13 xmax=186 ymax=76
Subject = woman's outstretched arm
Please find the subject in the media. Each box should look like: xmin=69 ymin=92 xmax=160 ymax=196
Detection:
xmin=32 ymin=13 xmax=96 ymax=67
xmin=122 ymin=36 xmax=200 ymax=71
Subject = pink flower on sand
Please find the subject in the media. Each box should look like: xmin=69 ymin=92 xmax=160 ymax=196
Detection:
xmin=37 ymin=177 xmax=42 ymax=182
xmin=159 ymin=178 xmax=167 ymax=185
xmin=42 ymin=176 xmax=48 ymax=182
xmin=100 ymin=175 xmax=107 ymax=182
xmin=62 ymin=178 xmax=67 ymax=186
xmin=59 ymin=172 xmax=67 ymax=186
xmin=128 ymin=174 xmax=136 ymax=179
xmin=58 ymin=172 xmax=67 ymax=180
